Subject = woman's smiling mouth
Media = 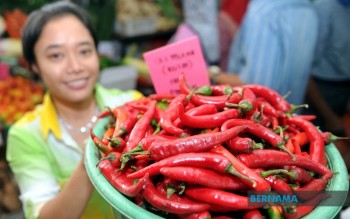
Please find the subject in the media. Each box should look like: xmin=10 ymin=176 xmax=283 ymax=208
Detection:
xmin=65 ymin=78 xmax=89 ymax=89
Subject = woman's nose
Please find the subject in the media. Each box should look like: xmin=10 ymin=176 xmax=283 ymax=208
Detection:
xmin=67 ymin=53 xmax=83 ymax=74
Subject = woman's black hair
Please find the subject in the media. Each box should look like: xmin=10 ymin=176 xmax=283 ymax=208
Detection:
xmin=22 ymin=1 xmax=98 ymax=68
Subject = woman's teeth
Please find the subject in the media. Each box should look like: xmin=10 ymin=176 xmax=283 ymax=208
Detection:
xmin=67 ymin=79 xmax=86 ymax=86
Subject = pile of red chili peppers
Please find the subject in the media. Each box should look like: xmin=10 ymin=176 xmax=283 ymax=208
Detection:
xmin=91 ymin=73 xmax=338 ymax=219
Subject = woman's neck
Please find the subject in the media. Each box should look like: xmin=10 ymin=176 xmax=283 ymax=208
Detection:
xmin=53 ymin=95 xmax=98 ymax=129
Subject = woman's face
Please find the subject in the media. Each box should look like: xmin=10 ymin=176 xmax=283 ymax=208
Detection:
xmin=32 ymin=15 xmax=99 ymax=104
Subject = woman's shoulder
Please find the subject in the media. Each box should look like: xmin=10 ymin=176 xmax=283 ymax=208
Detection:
xmin=95 ymin=84 xmax=144 ymax=108
xmin=7 ymin=104 xmax=44 ymax=145
xmin=10 ymin=104 xmax=43 ymax=131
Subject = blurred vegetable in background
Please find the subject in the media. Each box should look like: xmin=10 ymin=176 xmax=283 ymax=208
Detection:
xmin=0 ymin=75 xmax=44 ymax=126
xmin=2 ymin=9 xmax=27 ymax=39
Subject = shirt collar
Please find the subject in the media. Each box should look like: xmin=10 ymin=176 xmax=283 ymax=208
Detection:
xmin=40 ymin=84 xmax=104 ymax=140
xmin=40 ymin=92 xmax=62 ymax=140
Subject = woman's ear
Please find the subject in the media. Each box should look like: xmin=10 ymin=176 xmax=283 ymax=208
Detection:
xmin=31 ymin=63 xmax=40 ymax=75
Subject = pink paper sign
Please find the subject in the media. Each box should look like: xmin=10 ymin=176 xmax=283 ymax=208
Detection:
xmin=144 ymin=36 xmax=210 ymax=95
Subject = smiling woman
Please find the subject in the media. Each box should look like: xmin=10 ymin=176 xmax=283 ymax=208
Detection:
xmin=33 ymin=14 xmax=99 ymax=116
xmin=5 ymin=2 xmax=143 ymax=219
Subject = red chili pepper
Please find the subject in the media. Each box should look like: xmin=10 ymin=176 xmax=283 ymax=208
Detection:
xmin=123 ymin=134 xmax=179 ymax=162
xmin=186 ymin=103 xmax=218 ymax=115
xmin=127 ymin=152 xmax=254 ymax=186
xmin=133 ymin=154 xmax=150 ymax=161
xmin=210 ymin=145 xmax=271 ymax=191
xmin=285 ymin=139 xmax=296 ymax=155
xmin=286 ymin=116 xmax=326 ymax=165
xmin=100 ymin=151 xmax=122 ymax=168
xmin=292 ymin=114 xmax=317 ymax=121
xmin=121 ymin=134 xmax=179 ymax=167
xmin=133 ymin=158 xmax=149 ymax=171
xmin=179 ymin=211 xmax=211 ymax=219
xmin=153 ymin=106 xmax=163 ymax=122
xmin=145 ymin=125 xmax=155 ymax=137
xmin=178 ymin=72 xmax=195 ymax=94
xmin=90 ymin=129 xmax=113 ymax=155
xmin=283 ymin=205 xmax=317 ymax=219
xmin=109 ymin=107 xmax=127 ymax=138
xmin=291 ymin=132 xmax=309 ymax=148
xmin=191 ymin=93 xmax=243 ymax=110
xmin=320 ymin=131 xmax=349 ymax=145
xmin=226 ymin=137 xmax=264 ymax=154
xmin=292 ymin=139 xmax=302 ymax=156
xmin=127 ymin=104 xmax=151 ymax=114
xmin=293 ymin=178 xmax=328 ymax=193
xmin=178 ymin=73 xmax=242 ymax=110
xmin=184 ymin=102 xmax=196 ymax=111
xmin=264 ymin=175 xmax=293 ymax=192
xmin=294 ymin=178 xmax=328 ymax=200
xmin=142 ymin=181 xmax=210 ymax=214
xmin=262 ymin=167 xmax=313 ymax=184
xmin=195 ymin=85 xmax=213 ymax=96
xmin=221 ymin=119 xmax=290 ymax=155
xmin=147 ymin=93 xmax=175 ymax=101
xmin=97 ymin=106 xmax=113 ymax=119
xmin=148 ymin=126 xmax=247 ymax=161
xmin=123 ymin=100 xmax=156 ymax=152
xmin=160 ymin=166 xmax=247 ymax=190
xmin=159 ymin=94 xmax=186 ymax=135
xmin=267 ymin=206 xmax=282 ymax=219
xmin=178 ymin=73 xmax=233 ymax=98
xmin=97 ymin=159 xmax=149 ymax=197
xmin=155 ymin=183 xmax=212 ymax=218
xmin=255 ymin=168 xmax=293 ymax=192
xmin=243 ymin=209 xmax=264 ymax=219
xmin=221 ymin=118 xmax=284 ymax=147
xmin=108 ymin=136 xmax=126 ymax=152
xmin=282 ymin=193 xmax=325 ymax=219
xmin=155 ymin=179 xmax=187 ymax=201
xmin=211 ymin=216 xmax=236 ymax=219
xmin=255 ymin=97 xmax=278 ymax=117
xmin=133 ymin=192 xmax=144 ymax=207
xmin=209 ymin=205 xmax=235 ymax=213
xmin=140 ymin=134 xmax=178 ymax=151
xmin=244 ymin=84 xmax=291 ymax=112
xmin=251 ymin=109 xmax=275 ymax=128
xmin=177 ymin=102 xmax=240 ymax=129
xmin=270 ymin=116 xmax=279 ymax=131
xmin=173 ymin=103 xmax=218 ymax=127
xmin=302 ymin=152 xmax=311 ymax=158
xmin=125 ymin=97 xmax=152 ymax=109
xmin=210 ymin=84 xmax=233 ymax=96
xmin=102 ymin=126 xmax=114 ymax=145
xmin=227 ymin=87 xmax=257 ymax=117
xmin=237 ymin=149 xmax=332 ymax=180
xmin=285 ymin=125 xmax=300 ymax=135
xmin=115 ymin=106 xmax=139 ymax=137
xmin=184 ymin=187 xmax=260 ymax=210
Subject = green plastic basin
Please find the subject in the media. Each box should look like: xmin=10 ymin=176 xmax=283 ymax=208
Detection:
xmin=303 ymin=143 xmax=349 ymax=219
xmin=85 ymin=118 xmax=349 ymax=219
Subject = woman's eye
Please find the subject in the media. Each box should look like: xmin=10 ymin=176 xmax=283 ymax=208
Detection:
xmin=80 ymin=48 xmax=92 ymax=56
xmin=48 ymin=53 xmax=63 ymax=60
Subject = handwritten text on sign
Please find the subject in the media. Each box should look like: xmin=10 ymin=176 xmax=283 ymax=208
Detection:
xmin=144 ymin=36 xmax=210 ymax=95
